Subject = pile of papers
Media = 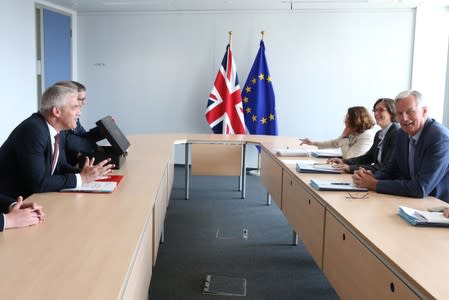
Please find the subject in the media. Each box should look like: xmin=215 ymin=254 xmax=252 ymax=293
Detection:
xmin=296 ymin=163 xmax=343 ymax=174
xmin=60 ymin=175 xmax=123 ymax=193
xmin=398 ymin=206 xmax=449 ymax=227
xmin=310 ymin=149 xmax=342 ymax=158
xmin=61 ymin=181 xmax=117 ymax=193
xmin=276 ymin=148 xmax=343 ymax=158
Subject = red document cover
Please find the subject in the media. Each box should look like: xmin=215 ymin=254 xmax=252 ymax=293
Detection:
xmin=96 ymin=175 xmax=124 ymax=184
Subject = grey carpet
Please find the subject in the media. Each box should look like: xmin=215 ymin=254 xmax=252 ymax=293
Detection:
xmin=149 ymin=166 xmax=339 ymax=300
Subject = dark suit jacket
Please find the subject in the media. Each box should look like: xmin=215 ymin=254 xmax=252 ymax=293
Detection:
xmin=65 ymin=119 xmax=103 ymax=165
xmin=375 ymin=118 xmax=449 ymax=203
xmin=343 ymin=123 xmax=400 ymax=173
xmin=0 ymin=113 xmax=78 ymax=199
xmin=0 ymin=194 xmax=15 ymax=232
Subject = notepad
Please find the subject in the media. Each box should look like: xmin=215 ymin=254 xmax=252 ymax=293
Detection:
xmin=310 ymin=179 xmax=368 ymax=192
xmin=296 ymin=163 xmax=344 ymax=174
xmin=310 ymin=149 xmax=342 ymax=158
xmin=60 ymin=175 xmax=123 ymax=193
xmin=397 ymin=206 xmax=449 ymax=227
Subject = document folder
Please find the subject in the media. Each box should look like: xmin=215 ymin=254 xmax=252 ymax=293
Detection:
xmin=296 ymin=163 xmax=344 ymax=174
xmin=60 ymin=175 xmax=123 ymax=193
xmin=397 ymin=206 xmax=449 ymax=227
xmin=310 ymin=149 xmax=342 ymax=158
xmin=310 ymin=179 xmax=368 ymax=192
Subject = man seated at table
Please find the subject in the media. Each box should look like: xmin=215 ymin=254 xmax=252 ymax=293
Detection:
xmin=54 ymin=80 xmax=103 ymax=166
xmin=352 ymin=90 xmax=449 ymax=203
xmin=0 ymin=83 xmax=114 ymax=199
xmin=1 ymin=194 xmax=45 ymax=231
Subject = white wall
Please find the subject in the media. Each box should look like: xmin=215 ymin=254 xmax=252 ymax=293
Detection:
xmin=412 ymin=5 xmax=449 ymax=122
xmin=78 ymin=10 xmax=414 ymax=139
xmin=0 ymin=0 xmax=37 ymax=142
xmin=0 ymin=4 xmax=415 ymax=167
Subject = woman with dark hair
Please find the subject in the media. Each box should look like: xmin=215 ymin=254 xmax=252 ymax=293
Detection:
xmin=300 ymin=106 xmax=376 ymax=159
xmin=328 ymin=98 xmax=400 ymax=173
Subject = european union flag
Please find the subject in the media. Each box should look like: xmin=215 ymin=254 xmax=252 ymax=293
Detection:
xmin=242 ymin=40 xmax=278 ymax=135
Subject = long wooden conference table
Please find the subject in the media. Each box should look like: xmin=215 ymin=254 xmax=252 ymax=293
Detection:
xmin=0 ymin=134 xmax=447 ymax=299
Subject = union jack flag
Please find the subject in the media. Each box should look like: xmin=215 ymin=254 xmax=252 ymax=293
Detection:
xmin=205 ymin=44 xmax=246 ymax=134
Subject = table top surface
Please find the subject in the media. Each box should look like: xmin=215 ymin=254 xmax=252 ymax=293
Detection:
xmin=1 ymin=133 xmax=447 ymax=300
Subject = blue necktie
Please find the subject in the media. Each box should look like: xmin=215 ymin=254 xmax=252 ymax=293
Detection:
xmin=408 ymin=137 xmax=415 ymax=178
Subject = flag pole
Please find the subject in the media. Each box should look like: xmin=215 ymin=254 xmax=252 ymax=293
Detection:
xmin=256 ymin=31 xmax=265 ymax=174
xmin=228 ymin=31 xmax=232 ymax=46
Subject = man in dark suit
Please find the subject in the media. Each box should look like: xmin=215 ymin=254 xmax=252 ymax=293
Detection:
xmin=55 ymin=81 xmax=104 ymax=165
xmin=0 ymin=194 xmax=44 ymax=231
xmin=353 ymin=90 xmax=449 ymax=203
xmin=329 ymin=98 xmax=400 ymax=173
xmin=0 ymin=84 xmax=114 ymax=199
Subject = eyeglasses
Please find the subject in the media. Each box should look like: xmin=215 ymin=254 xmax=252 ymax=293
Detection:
xmin=396 ymin=107 xmax=417 ymax=118
xmin=372 ymin=107 xmax=387 ymax=113
xmin=346 ymin=192 xmax=369 ymax=199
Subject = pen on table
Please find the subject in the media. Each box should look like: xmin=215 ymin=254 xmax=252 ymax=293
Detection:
xmin=331 ymin=182 xmax=350 ymax=185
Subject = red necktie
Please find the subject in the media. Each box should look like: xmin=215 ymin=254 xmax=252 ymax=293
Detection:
xmin=51 ymin=133 xmax=60 ymax=175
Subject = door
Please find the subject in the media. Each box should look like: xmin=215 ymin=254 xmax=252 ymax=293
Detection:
xmin=36 ymin=7 xmax=72 ymax=95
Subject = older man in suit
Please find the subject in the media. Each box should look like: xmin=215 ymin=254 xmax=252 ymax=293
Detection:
xmin=54 ymin=81 xmax=104 ymax=165
xmin=0 ymin=83 xmax=114 ymax=199
xmin=353 ymin=90 xmax=449 ymax=203
xmin=0 ymin=194 xmax=44 ymax=231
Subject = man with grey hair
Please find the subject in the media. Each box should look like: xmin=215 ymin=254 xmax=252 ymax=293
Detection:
xmin=353 ymin=90 xmax=449 ymax=203
xmin=0 ymin=84 xmax=114 ymax=199
xmin=54 ymin=80 xmax=103 ymax=165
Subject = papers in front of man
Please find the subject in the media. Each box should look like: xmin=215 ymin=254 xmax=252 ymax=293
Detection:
xmin=60 ymin=181 xmax=117 ymax=193
xmin=281 ymin=159 xmax=318 ymax=166
xmin=310 ymin=179 xmax=368 ymax=192
xmin=397 ymin=206 xmax=449 ymax=227
xmin=310 ymin=149 xmax=343 ymax=158
xmin=275 ymin=148 xmax=311 ymax=157
xmin=296 ymin=163 xmax=344 ymax=174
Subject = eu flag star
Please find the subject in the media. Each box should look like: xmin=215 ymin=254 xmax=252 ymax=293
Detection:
xmin=245 ymin=86 xmax=251 ymax=93
xmin=252 ymin=115 xmax=257 ymax=122
xmin=269 ymin=113 xmax=275 ymax=121
xmin=261 ymin=117 xmax=267 ymax=124
xmin=251 ymin=78 xmax=257 ymax=84
xmin=267 ymin=76 xmax=272 ymax=82
xmin=246 ymin=107 xmax=251 ymax=114
xmin=243 ymin=96 xmax=249 ymax=103
xmin=258 ymin=73 xmax=265 ymax=80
